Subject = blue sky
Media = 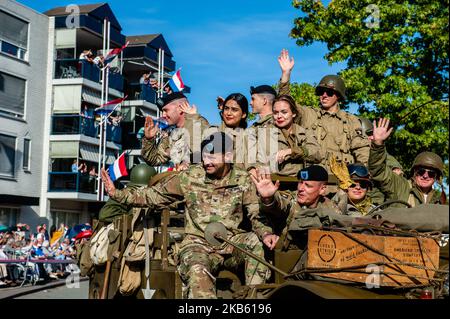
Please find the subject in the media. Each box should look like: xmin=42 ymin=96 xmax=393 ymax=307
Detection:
xmin=21 ymin=0 xmax=346 ymax=124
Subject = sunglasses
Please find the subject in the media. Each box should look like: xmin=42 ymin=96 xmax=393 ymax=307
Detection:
xmin=415 ymin=167 xmax=438 ymax=179
xmin=347 ymin=164 xmax=370 ymax=178
xmin=349 ymin=180 xmax=372 ymax=190
xmin=316 ymin=87 xmax=336 ymax=97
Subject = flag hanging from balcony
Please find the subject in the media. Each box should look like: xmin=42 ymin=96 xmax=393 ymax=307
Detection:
xmin=108 ymin=152 xmax=128 ymax=181
xmin=168 ymin=68 xmax=185 ymax=92
xmin=104 ymin=41 xmax=129 ymax=67
xmin=95 ymin=95 xmax=127 ymax=114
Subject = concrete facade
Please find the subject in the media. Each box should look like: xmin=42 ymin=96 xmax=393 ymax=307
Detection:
xmin=0 ymin=0 xmax=51 ymax=228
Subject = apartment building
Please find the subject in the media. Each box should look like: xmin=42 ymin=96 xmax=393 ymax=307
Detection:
xmin=0 ymin=0 xmax=51 ymax=229
xmin=0 ymin=1 xmax=182 ymax=231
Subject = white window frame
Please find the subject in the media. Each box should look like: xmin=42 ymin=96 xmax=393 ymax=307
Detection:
xmin=0 ymin=206 xmax=20 ymax=227
xmin=23 ymin=137 xmax=31 ymax=172
xmin=0 ymin=70 xmax=27 ymax=120
xmin=0 ymin=9 xmax=29 ymax=62
xmin=0 ymin=131 xmax=17 ymax=179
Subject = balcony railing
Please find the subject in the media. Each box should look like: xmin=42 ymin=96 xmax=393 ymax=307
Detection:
xmin=125 ymin=83 xmax=157 ymax=103
xmin=54 ymin=59 xmax=123 ymax=91
xmin=48 ymin=172 xmax=97 ymax=194
xmin=51 ymin=114 xmax=122 ymax=144
xmin=52 ymin=114 xmax=97 ymax=137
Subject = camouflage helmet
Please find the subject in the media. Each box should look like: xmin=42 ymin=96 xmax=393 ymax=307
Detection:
xmin=129 ymin=164 xmax=157 ymax=186
xmin=315 ymin=75 xmax=346 ymax=100
xmin=359 ymin=118 xmax=374 ymax=137
xmin=411 ymin=152 xmax=444 ymax=176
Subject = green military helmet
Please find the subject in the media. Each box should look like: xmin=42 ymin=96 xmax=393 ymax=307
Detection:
xmin=386 ymin=154 xmax=403 ymax=171
xmin=359 ymin=118 xmax=374 ymax=137
xmin=128 ymin=163 xmax=157 ymax=186
xmin=411 ymin=152 xmax=444 ymax=176
xmin=316 ymin=75 xmax=347 ymax=100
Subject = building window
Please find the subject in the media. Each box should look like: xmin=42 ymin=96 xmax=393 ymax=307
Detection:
xmin=23 ymin=138 xmax=31 ymax=171
xmin=51 ymin=210 xmax=80 ymax=229
xmin=0 ymin=133 xmax=16 ymax=178
xmin=0 ymin=10 xmax=28 ymax=61
xmin=0 ymin=71 xmax=26 ymax=118
xmin=0 ymin=207 xmax=19 ymax=227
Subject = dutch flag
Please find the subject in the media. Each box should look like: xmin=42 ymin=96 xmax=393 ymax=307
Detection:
xmin=103 ymin=41 xmax=129 ymax=67
xmin=108 ymin=152 xmax=128 ymax=182
xmin=168 ymin=68 xmax=185 ymax=92
xmin=95 ymin=95 xmax=127 ymax=114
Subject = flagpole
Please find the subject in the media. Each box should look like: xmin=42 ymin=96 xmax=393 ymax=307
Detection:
xmin=102 ymin=19 xmax=111 ymax=201
xmin=97 ymin=18 xmax=107 ymax=201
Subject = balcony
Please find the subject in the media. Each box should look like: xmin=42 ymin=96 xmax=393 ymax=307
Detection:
xmin=51 ymin=114 xmax=122 ymax=144
xmin=48 ymin=172 xmax=97 ymax=194
xmin=54 ymin=59 xmax=123 ymax=91
xmin=125 ymin=83 xmax=157 ymax=104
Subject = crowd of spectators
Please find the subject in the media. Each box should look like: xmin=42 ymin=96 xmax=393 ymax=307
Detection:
xmin=0 ymin=222 xmax=92 ymax=287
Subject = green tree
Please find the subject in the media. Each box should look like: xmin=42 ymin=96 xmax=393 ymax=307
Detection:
xmin=277 ymin=82 xmax=320 ymax=108
xmin=289 ymin=0 xmax=449 ymax=180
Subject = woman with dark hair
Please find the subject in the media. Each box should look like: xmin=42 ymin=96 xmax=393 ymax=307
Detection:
xmin=220 ymin=93 xmax=248 ymax=129
xmin=257 ymin=94 xmax=321 ymax=176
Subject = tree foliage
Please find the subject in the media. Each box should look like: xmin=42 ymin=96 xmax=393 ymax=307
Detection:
xmin=289 ymin=0 xmax=449 ymax=179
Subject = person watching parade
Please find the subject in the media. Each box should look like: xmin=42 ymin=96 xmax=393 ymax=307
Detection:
xmin=277 ymin=49 xmax=370 ymax=173
xmin=369 ymin=118 xmax=446 ymax=206
xmin=257 ymin=94 xmax=321 ymax=176
xmin=141 ymin=92 xmax=210 ymax=170
xmin=101 ymin=132 xmax=278 ymax=299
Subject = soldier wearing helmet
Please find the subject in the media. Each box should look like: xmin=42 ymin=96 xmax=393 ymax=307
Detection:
xmin=87 ymin=163 xmax=157 ymax=299
xmin=277 ymin=49 xmax=370 ymax=179
xmin=369 ymin=118 xmax=446 ymax=206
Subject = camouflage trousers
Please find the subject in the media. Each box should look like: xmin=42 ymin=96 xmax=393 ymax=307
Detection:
xmin=177 ymin=233 xmax=270 ymax=299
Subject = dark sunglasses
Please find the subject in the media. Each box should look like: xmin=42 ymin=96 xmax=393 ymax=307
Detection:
xmin=349 ymin=180 xmax=372 ymax=190
xmin=347 ymin=164 xmax=369 ymax=178
xmin=415 ymin=167 xmax=437 ymax=179
xmin=316 ymin=87 xmax=336 ymax=97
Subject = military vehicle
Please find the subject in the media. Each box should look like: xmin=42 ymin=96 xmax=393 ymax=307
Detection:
xmin=86 ymin=173 xmax=449 ymax=300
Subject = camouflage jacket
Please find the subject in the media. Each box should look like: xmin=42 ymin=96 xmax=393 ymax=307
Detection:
xmin=257 ymin=122 xmax=322 ymax=176
xmin=111 ymin=164 xmax=273 ymax=241
xmin=369 ymin=143 xmax=442 ymax=206
xmin=141 ymin=114 xmax=210 ymax=166
xmin=278 ymin=79 xmax=370 ymax=172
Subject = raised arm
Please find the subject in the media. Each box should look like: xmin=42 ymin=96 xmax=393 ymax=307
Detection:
xmin=101 ymin=168 xmax=184 ymax=208
xmin=369 ymin=118 xmax=409 ymax=196
xmin=277 ymin=49 xmax=295 ymax=96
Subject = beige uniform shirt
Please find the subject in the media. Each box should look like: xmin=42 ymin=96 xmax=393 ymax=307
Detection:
xmin=278 ymin=80 xmax=370 ymax=172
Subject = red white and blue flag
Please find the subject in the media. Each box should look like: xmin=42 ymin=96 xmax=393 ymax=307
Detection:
xmin=95 ymin=95 xmax=127 ymax=114
xmin=108 ymin=152 xmax=128 ymax=181
xmin=168 ymin=68 xmax=185 ymax=92
xmin=104 ymin=41 xmax=129 ymax=66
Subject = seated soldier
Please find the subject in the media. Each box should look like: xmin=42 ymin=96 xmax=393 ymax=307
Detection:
xmin=101 ymin=132 xmax=278 ymax=299
xmin=251 ymin=165 xmax=341 ymax=235
xmin=331 ymin=162 xmax=378 ymax=216
xmin=369 ymin=118 xmax=446 ymax=206
xmin=88 ymin=164 xmax=157 ymax=299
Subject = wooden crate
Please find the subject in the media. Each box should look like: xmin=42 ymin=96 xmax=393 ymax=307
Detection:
xmin=306 ymin=229 xmax=440 ymax=287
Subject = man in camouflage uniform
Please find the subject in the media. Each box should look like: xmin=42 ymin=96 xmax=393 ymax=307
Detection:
xmin=88 ymin=164 xmax=157 ymax=299
xmin=251 ymin=165 xmax=341 ymax=235
xmin=369 ymin=118 xmax=446 ymax=206
xmin=277 ymin=49 xmax=370 ymax=173
xmin=101 ymin=132 xmax=279 ymax=299
xmin=141 ymin=92 xmax=210 ymax=168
